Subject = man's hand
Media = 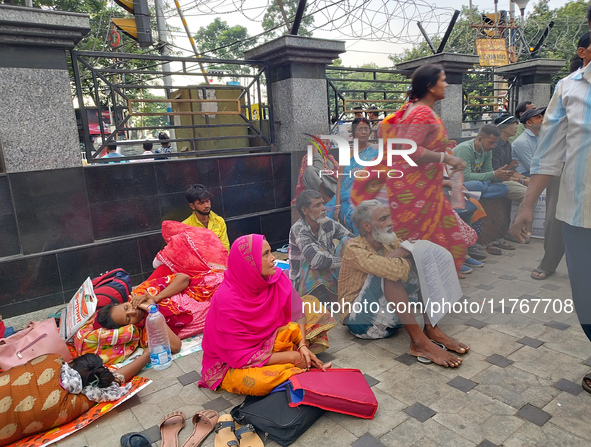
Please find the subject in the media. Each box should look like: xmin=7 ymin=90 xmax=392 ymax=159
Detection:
xmin=494 ymin=165 xmax=514 ymax=181
xmin=446 ymin=156 xmax=466 ymax=173
xmin=387 ymin=247 xmax=412 ymax=259
xmin=508 ymin=205 xmax=533 ymax=243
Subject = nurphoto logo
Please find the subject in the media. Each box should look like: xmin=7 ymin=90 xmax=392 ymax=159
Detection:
xmin=305 ymin=134 xmax=417 ymax=179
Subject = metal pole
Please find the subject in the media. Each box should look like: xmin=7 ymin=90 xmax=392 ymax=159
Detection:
xmin=172 ymin=0 xmax=209 ymax=83
xmin=290 ymin=0 xmax=307 ymax=35
xmin=154 ymin=0 xmax=177 ymax=151
xmin=25 ymin=0 xmax=33 ymax=7
xmin=276 ymin=0 xmax=292 ymax=32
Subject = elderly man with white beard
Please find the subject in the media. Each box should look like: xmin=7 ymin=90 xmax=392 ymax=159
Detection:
xmin=289 ymin=190 xmax=354 ymax=304
xmin=338 ymin=200 xmax=469 ymax=367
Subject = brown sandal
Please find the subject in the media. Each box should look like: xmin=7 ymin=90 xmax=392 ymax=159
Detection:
xmin=486 ymin=242 xmax=502 ymax=255
xmin=160 ymin=411 xmax=186 ymax=447
xmin=181 ymin=410 xmax=219 ymax=447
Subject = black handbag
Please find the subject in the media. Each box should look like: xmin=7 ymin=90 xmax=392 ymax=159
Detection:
xmin=230 ymin=386 xmax=325 ymax=446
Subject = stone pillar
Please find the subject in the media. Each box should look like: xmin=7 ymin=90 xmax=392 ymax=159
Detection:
xmin=396 ymin=53 xmax=480 ymax=140
xmin=0 ymin=5 xmax=90 ymax=173
xmin=244 ymin=35 xmax=345 ymax=154
xmin=494 ymin=59 xmax=566 ymax=109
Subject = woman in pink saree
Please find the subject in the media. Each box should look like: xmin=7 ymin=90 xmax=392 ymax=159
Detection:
xmin=199 ymin=234 xmax=336 ymax=396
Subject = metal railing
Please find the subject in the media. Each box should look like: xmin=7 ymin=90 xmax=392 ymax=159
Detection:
xmin=70 ymin=50 xmax=274 ymax=163
xmin=326 ymin=66 xmax=410 ymax=132
xmin=462 ymin=68 xmax=519 ymax=133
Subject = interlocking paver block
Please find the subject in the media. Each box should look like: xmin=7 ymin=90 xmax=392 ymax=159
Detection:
xmin=395 ymin=353 xmax=418 ymax=366
xmin=486 ymin=354 xmax=514 ymax=368
xmin=447 ymin=376 xmax=477 ymax=393
xmin=465 ymin=318 xmax=487 ymax=329
xmin=554 ymin=378 xmax=583 ymax=396
xmin=515 ymin=404 xmax=551 ymax=426
xmin=177 ymin=370 xmax=201 ymax=386
xmin=363 ymin=373 xmax=380 ymax=387
xmin=545 ymin=320 xmax=570 ymax=331
xmin=351 ymin=433 xmax=386 ymax=447
xmin=203 ymin=396 xmax=233 ymax=412
xmin=139 ymin=425 xmax=161 ymax=443
xmin=476 ymin=440 xmax=498 ymax=447
xmin=517 ymin=336 xmax=544 ymax=348
xmin=404 ymin=402 xmax=436 ymax=423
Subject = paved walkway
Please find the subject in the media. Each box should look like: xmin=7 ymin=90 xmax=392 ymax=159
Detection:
xmin=13 ymin=239 xmax=590 ymax=447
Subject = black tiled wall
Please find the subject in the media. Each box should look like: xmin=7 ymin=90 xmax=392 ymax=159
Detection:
xmin=0 ymin=153 xmax=291 ymax=317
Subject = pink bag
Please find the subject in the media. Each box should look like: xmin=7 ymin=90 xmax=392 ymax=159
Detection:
xmin=0 ymin=319 xmax=73 ymax=370
xmin=287 ymin=368 xmax=378 ymax=419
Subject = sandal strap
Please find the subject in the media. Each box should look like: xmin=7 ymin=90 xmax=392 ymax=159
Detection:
xmin=234 ymin=424 xmax=256 ymax=440
xmin=215 ymin=420 xmax=235 ymax=434
xmin=227 ymin=441 xmax=239 ymax=447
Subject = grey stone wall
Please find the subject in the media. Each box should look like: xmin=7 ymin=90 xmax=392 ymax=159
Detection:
xmin=0 ymin=67 xmax=81 ymax=172
xmin=272 ymin=78 xmax=329 ymax=152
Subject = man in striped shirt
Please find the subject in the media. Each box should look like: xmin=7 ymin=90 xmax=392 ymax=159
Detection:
xmin=510 ymin=30 xmax=591 ymax=391
xmin=289 ymin=190 xmax=353 ymax=303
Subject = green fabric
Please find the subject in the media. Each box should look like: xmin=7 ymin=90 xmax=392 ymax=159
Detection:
xmin=453 ymin=139 xmax=497 ymax=182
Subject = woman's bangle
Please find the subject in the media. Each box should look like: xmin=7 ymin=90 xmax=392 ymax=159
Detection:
xmin=297 ymin=344 xmax=309 ymax=351
xmin=440 ymin=152 xmax=445 ymax=163
xmin=334 ymin=204 xmax=341 ymax=208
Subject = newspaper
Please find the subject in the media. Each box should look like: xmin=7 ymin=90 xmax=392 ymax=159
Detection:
xmin=400 ymin=240 xmax=463 ymax=326
xmin=59 ymin=277 xmax=97 ymax=341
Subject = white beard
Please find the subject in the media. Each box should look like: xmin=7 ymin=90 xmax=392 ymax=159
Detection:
xmin=310 ymin=214 xmax=330 ymax=224
xmin=372 ymin=227 xmax=397 ymax=245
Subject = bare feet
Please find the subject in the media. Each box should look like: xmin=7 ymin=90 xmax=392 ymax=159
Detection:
xmin=410 ymin=339 xmax=462 ymax=367
xmin=425 ymin=325 xmax=470 ymax=354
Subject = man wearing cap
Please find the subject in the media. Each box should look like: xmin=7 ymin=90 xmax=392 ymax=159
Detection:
xmin=492 ymin=114 xmax=528 ymax=203
xmin=509 ymin=101 xmax=536 ymax=144
xmin=511 ymin=107 xmax=546 ymax=177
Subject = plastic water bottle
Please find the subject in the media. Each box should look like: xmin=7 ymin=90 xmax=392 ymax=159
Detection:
xmin=450 ymin=171 xmax=466 ymax=209
xmin=145 ymin=304 xmax=172 ymax=370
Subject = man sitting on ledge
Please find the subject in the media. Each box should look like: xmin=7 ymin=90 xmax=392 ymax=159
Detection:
xmin=289 ymin=190 xmax=353 ymax=303
xmin=182 ymin=184 xmax=229 ymax=251
xmin=338 ymin=200 xmax=469 ymax=367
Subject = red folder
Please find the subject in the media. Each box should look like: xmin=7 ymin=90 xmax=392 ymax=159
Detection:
xmin=287 ymin=368 xmax=378 ymax=419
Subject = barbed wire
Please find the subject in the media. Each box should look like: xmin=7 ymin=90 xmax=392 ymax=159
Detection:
xmin=161 ymin=0 xmax=458 ymax=45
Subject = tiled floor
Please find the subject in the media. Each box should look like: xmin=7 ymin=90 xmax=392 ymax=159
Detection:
xmin=22 ymin=238 xmax=591 ymax=446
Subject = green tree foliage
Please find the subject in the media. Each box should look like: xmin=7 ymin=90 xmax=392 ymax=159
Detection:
xmin=524 ymin=0 xmax=588 ymax=71
xmin=262 ymin=0 xmax=314 ymax=40
xmin=194 ymin=18 xmax=254 ymax=77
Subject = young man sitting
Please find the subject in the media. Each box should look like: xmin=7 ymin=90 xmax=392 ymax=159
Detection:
xmin=289 ymin=190 xmax=353 ymax=303
xmin=182 ymin=184 xmax=229 ymax=251
xmin=338 ymin=200 xmax=469 ymax=367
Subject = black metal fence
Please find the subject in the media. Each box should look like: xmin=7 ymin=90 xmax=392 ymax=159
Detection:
xmin=70 ymin=50 xmax=274 ymax=163
xmin=325 ymin=66 xmax=410 ymax=132
xmin=462 ymin=68 xmax=519 ymax=133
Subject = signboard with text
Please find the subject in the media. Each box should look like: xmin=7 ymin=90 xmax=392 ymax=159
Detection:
xmin=475 ymin=38 xmax=510 ymax=66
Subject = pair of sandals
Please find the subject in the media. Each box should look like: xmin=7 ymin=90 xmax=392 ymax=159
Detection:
xmin=214 ymin=414 xmax=263 ymax=447
xmin=160 ymin=410 xmax=219 ymax=447
xmin=486 ymin=239 xmax=515 ymax=255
